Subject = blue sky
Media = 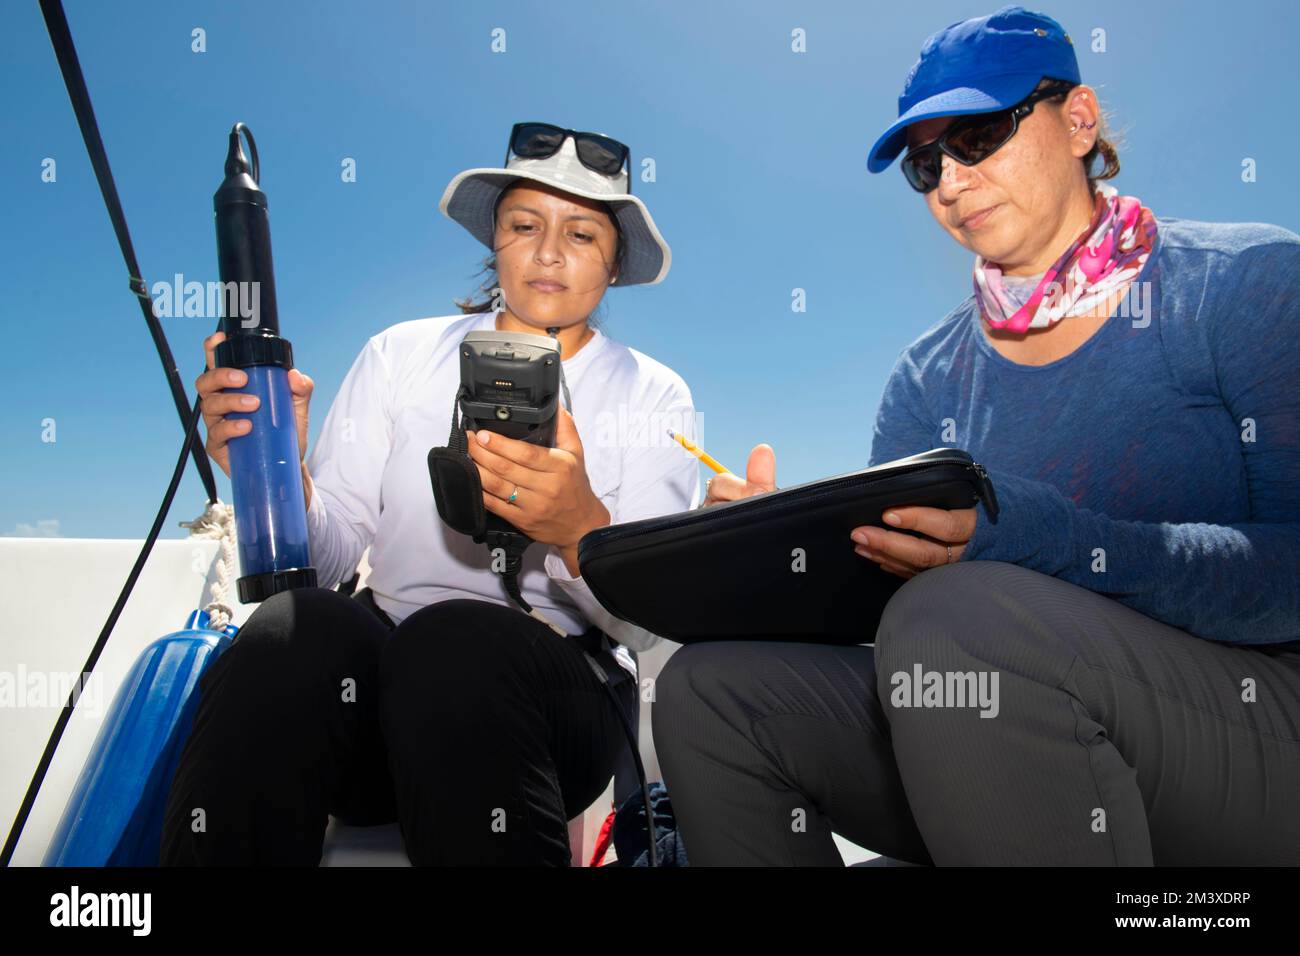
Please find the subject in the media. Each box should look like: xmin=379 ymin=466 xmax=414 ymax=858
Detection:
xmin=4 ymin=0 xmax=1298 ymax=539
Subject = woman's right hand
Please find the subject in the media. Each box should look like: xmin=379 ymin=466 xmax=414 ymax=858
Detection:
xmin=701 ymin=443 xmax=778 ymax=507
xmin=197 ymin=331 xmax=315 ymax=481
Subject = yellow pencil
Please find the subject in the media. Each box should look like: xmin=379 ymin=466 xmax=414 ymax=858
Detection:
xmin=667 ymin=429 xmax=730 ymax=475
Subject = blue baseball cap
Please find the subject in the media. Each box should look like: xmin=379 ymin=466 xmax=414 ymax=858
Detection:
xmin=866 ymin=5 xmax=1081 ymax=174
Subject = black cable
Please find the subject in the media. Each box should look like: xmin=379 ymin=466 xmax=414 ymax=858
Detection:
xmin=8 ymin=0 xmax=221 ymax=866
xmin=38 ymin=0 xmax=219 ymax=504
xmin=496 ymin=539 xmax=532 ymax=612
xmin=584 ymin=656 xmax=659 ymax=869
xmin=1 ymin=386 xmax=207 ymax=867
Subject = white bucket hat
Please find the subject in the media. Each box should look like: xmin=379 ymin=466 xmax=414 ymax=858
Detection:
xmin=438 ymin=129 xmax=671 ymax=286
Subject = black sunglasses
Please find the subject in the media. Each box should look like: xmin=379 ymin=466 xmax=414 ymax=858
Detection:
xmin=900 ymin=81 xmax=1077 ymax=193
xmin=506 ymin=123 xmax=633 ymax=192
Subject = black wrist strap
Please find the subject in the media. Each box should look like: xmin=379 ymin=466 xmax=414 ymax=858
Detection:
xmin=428 ymin=387 xmax=564 ymax=631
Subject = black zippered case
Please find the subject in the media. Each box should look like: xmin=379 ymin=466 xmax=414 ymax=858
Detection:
xmin=576 ymin=447 xmax=999 ymax=645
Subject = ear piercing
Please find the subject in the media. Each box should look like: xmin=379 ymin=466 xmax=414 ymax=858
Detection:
xmin=1070 ymin=90 xmax=1094 ymax=133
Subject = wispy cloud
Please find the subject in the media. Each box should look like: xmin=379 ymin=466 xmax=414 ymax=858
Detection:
xmin=5 ymin=519 xmax=62 ymax=537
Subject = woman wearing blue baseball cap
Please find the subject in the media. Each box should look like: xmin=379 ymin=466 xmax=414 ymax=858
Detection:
xmin=654 ymin=6 xmax=1300 ymax=865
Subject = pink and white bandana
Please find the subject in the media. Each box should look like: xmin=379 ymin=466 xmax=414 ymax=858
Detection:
xmin=973 ymin=182 xmax=1158 ymax=334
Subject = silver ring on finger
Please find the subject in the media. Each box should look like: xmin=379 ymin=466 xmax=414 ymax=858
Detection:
xmin=507 ymin=485 xmax=519 ymax=504
xmin=946 ymin=544 xmax=953 ymax=564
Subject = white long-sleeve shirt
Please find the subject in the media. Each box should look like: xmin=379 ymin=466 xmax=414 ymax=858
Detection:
xmin=304 ymin=309 xmax=702 ymax=653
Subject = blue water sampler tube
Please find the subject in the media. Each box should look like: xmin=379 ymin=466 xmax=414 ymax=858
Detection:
xmin=212 ymin=123 xmax=317 ymax=602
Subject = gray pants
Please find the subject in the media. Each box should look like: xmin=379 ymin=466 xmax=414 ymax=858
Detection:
xmin=652 ymin=560 xmax=1300 ymax=865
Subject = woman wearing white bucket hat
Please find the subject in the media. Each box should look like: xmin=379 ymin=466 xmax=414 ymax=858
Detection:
xmin=442 ymin=121 xmax=671 ymax=293
xmin=166 ymin=123 xmax=700 ymax=866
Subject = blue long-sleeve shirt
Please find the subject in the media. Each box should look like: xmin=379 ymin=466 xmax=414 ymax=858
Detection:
xmin=868 ymin=217 xmax=1300 ymax=645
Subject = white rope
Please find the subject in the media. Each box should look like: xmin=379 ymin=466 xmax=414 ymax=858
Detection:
xmin=179 ymin=500 xmax=238 ymax=631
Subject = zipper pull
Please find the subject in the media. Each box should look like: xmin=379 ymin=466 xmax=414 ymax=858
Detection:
xmin=970 ymin=462 xmax=1000 ymax=524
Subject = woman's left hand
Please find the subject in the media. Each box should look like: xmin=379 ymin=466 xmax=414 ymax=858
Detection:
xmin=850 ymin=506 xmax=978 ymax=579
xmin=466 ymin=407 xmax=610 ymax=576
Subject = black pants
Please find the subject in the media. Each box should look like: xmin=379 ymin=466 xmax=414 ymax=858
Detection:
xmin=160 ymin=586 xmax=635 ymax=865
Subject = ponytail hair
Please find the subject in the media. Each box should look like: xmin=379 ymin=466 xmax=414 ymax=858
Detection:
xmin=1036 ymin=77 xmax=1123 ymax=190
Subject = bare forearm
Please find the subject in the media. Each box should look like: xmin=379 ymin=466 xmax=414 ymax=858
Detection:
xmin=559 ymin=500 xmax=612 ymax=576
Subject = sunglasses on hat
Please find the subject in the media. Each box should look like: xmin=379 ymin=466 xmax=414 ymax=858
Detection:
xmin=900 ymin=80 xmax=1077 ymax=194
xmin=506 ymin=122 xmax=633 ymax=192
